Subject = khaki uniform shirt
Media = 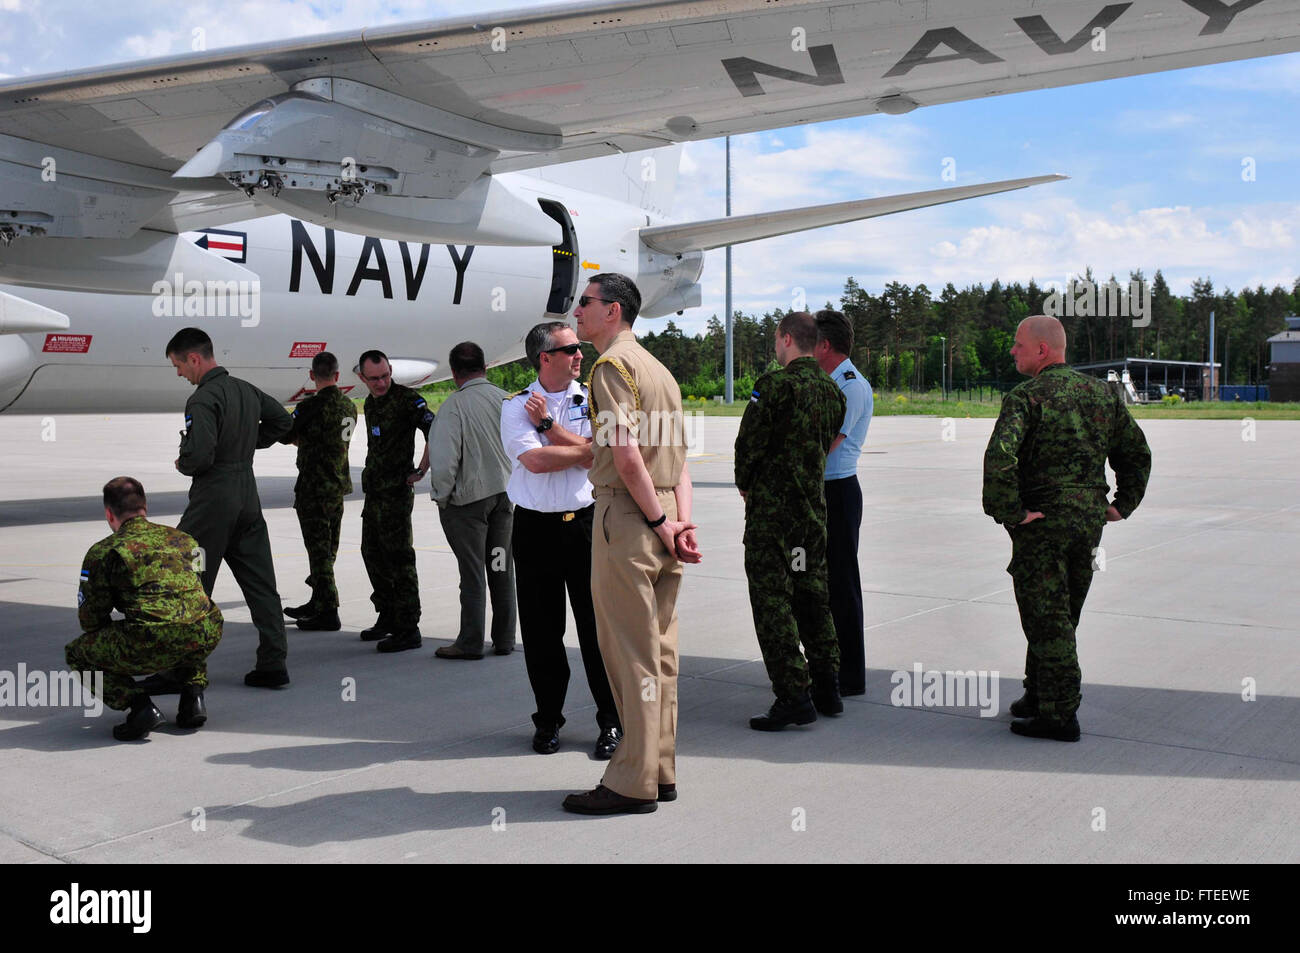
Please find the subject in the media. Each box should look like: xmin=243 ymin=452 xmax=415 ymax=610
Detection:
xmin=587 ymin=329 xmax=685 ymax=490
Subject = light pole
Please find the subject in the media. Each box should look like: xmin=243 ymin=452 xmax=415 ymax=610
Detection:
xmin=724 ymin=136 xmax=733 ymax=404
xmin=939 ymin=335 xmax=946 ymax=400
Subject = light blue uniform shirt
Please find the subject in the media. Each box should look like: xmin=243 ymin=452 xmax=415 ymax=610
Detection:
xmin=824 ymin=358 xmax=872 ymax=480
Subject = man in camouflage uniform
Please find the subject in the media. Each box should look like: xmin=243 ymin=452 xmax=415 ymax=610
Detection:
xmin=983 ymin=315 xmax=1151 ymax=742
xmin=357 ymin=349 xmax=435 ymax=652
xmin=167 ymin=327 xmax=293 ymax=689
xmin=66 ymin=477 xmax=223 ymax=741
xmin=735 ymin=311 xmax=846 ymax=731
xmin=280 ymin=351 xmax=357 ymax=632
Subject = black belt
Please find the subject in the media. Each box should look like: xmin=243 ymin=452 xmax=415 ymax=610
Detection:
xmin=516 ymin=504 xmax=594 ymax=522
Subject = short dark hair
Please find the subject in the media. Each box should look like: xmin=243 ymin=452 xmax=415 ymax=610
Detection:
xmin=357 ymin=349 xmax=389 ymax=377
xmin=449 ymin=341 xmax=486 ymax=376
xmin=778 ymin=311 xmax=818 ymax=353
xmin=815 ymin=309 xmax=853 ymax=356
xmin=311 ymin=351 xmax=339 ymax=378
xmin=103 ymin=476 xmax=147 ymax=519
xmin=524 ymin=321 xmax=572 ymax=370
xmin=589 ymin=273 xmax=641 ymax=326
xmin=165 ymin=327 xmax=213 ymax=360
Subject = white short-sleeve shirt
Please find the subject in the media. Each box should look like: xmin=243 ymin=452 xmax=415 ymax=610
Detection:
xmin=501 ymin=377 xmax=594 ymax=512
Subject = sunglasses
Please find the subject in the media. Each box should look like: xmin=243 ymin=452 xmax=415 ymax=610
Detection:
xmin=577 ymin=295 xmax=611 ymax=307
xmin=543 ymin=343 xmax=582 ymax=355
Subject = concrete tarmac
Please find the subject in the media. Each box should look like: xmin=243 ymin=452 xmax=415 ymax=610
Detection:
xmin=0 ymin=411 xmax=1296 ymax=863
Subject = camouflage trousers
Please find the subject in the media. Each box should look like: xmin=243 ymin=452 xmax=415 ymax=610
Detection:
xmin=743 ymin=511 xmax=840 ymax=699
xmin=295 ymin=495 xmax=345 ymax=612
xmin=361 ymin=487 xmax=420 ymax=628
xmin=1007 ymin=518 xmax=1104 ymax=722
xmin=65 ymin=613 xmax=224 ymax=711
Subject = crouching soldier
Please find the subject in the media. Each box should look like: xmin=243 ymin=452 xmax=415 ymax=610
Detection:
xmin=65 ymin=477 xmax=223 ymax=741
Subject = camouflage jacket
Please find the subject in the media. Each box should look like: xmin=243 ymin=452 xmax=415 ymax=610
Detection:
xmin=982 ymin=364 xmax=1152 ymax=527
xmin=361 ymin=383 xmax=434 ymax=493
xmin=735 ymin=356 xmax=845 ymax=514
xmin=280 ymin=384 xmax=357 ymax=500
xmin=77 ymin=517 xmax=220 ymax=632
xmin=177 ymin=367 xmax=292 ymax=478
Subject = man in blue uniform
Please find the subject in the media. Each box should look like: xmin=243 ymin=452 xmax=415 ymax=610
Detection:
xmin=814 ymin=309 xmax=873 ymax=697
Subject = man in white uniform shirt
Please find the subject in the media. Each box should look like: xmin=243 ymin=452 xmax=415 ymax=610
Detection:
xmin=500 ymin=321 xmax=622 ymax=759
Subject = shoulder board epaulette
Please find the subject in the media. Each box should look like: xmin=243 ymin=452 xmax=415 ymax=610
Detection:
xmin=505 ymin=388 xmax=530 ymax=400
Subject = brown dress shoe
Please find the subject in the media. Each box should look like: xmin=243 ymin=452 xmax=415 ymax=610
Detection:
xmin=562 ymin=784 xmax=657 ymax=815
xmin=434 ymin=644 xmax=484 ymax=660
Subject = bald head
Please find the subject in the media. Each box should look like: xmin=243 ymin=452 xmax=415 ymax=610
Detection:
xmin=1011 ymin=315 xmax=1068 ymax=377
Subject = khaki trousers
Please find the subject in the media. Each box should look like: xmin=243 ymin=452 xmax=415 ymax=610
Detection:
xmin=591 ymin=487 xmax=683 ymax=800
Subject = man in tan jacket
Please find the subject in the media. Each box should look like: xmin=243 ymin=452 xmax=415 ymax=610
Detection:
xmin=428 ymin=341 xmax=517 ymax=659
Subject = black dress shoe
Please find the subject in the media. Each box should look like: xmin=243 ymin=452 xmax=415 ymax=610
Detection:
xmin=134 ymin=672 xmax=183 ymax=695
xmin=810 ymin=668 xmax=843 ymax=716
xmin=297 ymin=610 xmax=341 ymax=632
xmin=562 ymin=784 xmax=657 ymax=815
xmin=283 ymin=602 xmax=315 ymax=620
xmin=657 ymin=783 xmax=677 ymax=802
xmin=244 ymin=669 xmax=290 ymax=688
xmin=1010 ymin=715 xmax=1080 ymax=742
xmin=360 ymin=616 xmax=393 ymax=642
xmin=1009 ymin=691 xmax=1039 ymax=719
xmin=532 ymin=724 xmax=560 ymax=754
xmin=593 ymin=726 xmax=622 ymax=760
xmin=493 ymin=644 xmax=515 ymax=656
xmin=176 ymin=689 xmax=207 ymax=729
xmin=113 ymin=702 xmax=164 ymax=741
xmin=750 ymin=693 xmax=818 ymax=731
xmin=377 ymin=629 xmax=422 ymax=653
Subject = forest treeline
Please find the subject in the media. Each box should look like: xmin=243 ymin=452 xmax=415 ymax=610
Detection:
xmin=481 ymin=269 xmax=1298 ymax=399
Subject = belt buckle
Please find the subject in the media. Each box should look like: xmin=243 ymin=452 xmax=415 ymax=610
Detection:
xmin=562 ymin=511 xmax=575 ymax=522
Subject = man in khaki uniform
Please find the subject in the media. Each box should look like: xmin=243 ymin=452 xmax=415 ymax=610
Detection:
xmin=563 ymin=273 xmax=702 ymax=816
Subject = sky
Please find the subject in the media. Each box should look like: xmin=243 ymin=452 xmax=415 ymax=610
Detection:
xmin=2 ymin=0 xmax=1297 ymax=336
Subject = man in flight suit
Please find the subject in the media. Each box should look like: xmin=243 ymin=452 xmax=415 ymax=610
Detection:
xmin=983 ymin=315 xmax=1151 ymax=741
xmin=735 ymin=311 xmax=846 ymax=730
xmin=166 ymin=327 xmax=292 ymax=689
xmin=67 ymin=477 xmax=223 ymax=740
xmin=281 ymin=350 xmax=357 ymax=632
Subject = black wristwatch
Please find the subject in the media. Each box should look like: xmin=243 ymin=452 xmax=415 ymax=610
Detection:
xmin=536 ymin=416 xmax=554 ymax=433
xmin=645 ymin=513 xmax=667 ymax=528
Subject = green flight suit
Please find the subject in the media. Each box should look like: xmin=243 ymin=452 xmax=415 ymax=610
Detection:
xmin=66 ymin=517 xmax=223 ymax=710
xmin=983 ymin=363 xmax=1152 ymax=722
xmin=361 ymin=383 xmax=434 ymax=629
xmin=280 ymin=385 xmax=357 ymax=613
xmin=176 ymin=366 xmax=292 ymax=673
xmin=735 ymin=356 xmax=846 ymax=698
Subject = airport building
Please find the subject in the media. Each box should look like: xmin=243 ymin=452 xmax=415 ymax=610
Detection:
xmin=1266 ymin=316 xmax=1300 ymax=403
xmin=1073 ymin=358 xmax=1221 ymax=403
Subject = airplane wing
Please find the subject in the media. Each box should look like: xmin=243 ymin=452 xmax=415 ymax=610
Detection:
xmin=1 ymin=0 xmax=1297 ymax=242
xmin=639 ymin=174 xmax=1068 ymax=254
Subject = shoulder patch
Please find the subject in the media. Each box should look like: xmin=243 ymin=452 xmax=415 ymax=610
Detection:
xmin=843 ymin=371 xmax=856 ymax=380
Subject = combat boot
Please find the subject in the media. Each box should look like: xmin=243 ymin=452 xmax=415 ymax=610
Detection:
xmin=749 ymin=693 xmax=817 ymax=731
xmin=113 ymin=697 xmax=164 ymax=741
xmin=1009 ymin=715 xmax=1081 ymax=742
xmin=810 ymin=667 xmax=843 ymax=716
xmin=360 ymin=614 xmax=393 ymax=642
xmin=1009 ymin=690 xmax=1038 ymax=719
xmin=297 ymin=609 xmax=341 ymax=632
xmin=176 ymin=687 xmax=207 ymax=730
xmin=377 ymin=628 xmax=422 ymax=653
xmin=283 ymin=603 xmax=316 ymax=620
